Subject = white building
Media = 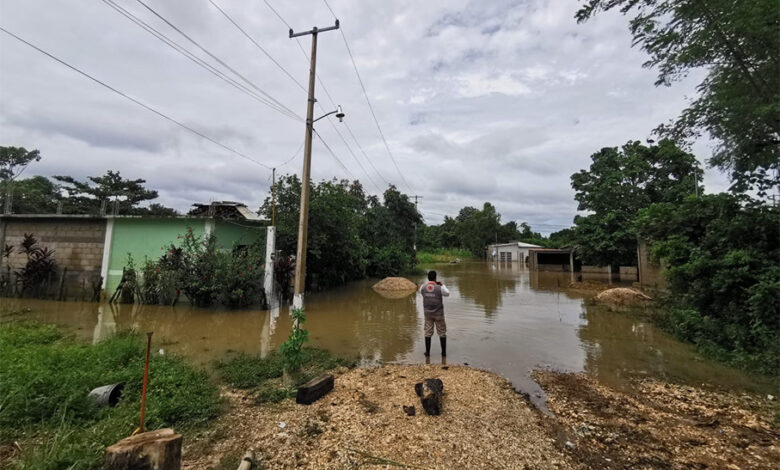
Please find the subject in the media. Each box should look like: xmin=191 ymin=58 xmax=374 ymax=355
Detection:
xmin=486 ymin=241 xmax=542 ymax=264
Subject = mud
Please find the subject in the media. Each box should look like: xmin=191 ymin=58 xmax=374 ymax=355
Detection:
xmin=534 ymin=370 xmax=780 ymax=470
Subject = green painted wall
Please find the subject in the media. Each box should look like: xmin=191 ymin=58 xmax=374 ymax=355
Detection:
xmin=106 ymin=218 xmax=205 ymax=294
xmin=214 ymin=220 xmax=266 ymax=250
xmin=105 ymin=218 xmax=266 ymax=295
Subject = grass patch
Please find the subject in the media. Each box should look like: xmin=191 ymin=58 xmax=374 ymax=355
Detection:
xmin=215 ymin=347 xmax=355 ymax=404
xmin=0 ymin=322 xmax=222 ymax=470
xmin=416 ymin=248 xmax=473 ymax=264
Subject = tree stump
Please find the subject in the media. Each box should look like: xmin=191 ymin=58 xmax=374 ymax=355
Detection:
xmin=414 ymin=378 xmax=444 ymax=415
xmin=296 ymin=373 xmax=335 ymax=404
xmin=103 ymin=428 xmax=182 ymax=470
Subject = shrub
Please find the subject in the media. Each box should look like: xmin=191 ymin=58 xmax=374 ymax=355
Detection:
xmin=366 ymin=245 xmax=411 ymax=278
xmin=0 ymin=322 xmax=222 ymax=469
xmin=215 ymin=242 xmax=265 ymax=309
xmin=14 ymin=233 xmax=57 ymax=297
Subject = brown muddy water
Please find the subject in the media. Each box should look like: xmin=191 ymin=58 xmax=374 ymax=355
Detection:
xmin=1 ymin=261 xmax=775 ymax=405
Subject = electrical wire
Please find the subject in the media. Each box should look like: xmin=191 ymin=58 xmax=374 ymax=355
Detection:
xmin=322 ymin=0 xmax=412 ymax=192
xmin=314 ymin=131 xmax=355 ymax=179
xmin=0 ymin=26 xmax=273 ymax=171
xmin=277 ymin=141 xmax=304 ymax=168
xmin=134 ymin=0 xmax=301 ymax=121
xmin=263 ymin=0 xmax=391 ymax=189
xmin=207 ymin=0 xmax=308 ymax=94
xmin=102 ymin=0 xmax=301 ymax=122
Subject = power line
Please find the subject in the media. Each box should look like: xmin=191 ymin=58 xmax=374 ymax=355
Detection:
xmin=322 ymin=0 xmax=412 ymax=192
xmin=134 ymin=0 xmax=301 ymax=121
xmin=314 ymin=131 xmax=355 ymax=179
xmin=263 ymin=0 xmax=391 ymax=190
xmin=207 ymin=0 xmax=307 ymax=94
xmin=0 ymin=26 xmax=273 ymax=171
xmin=277 ymin=141 xmax=304 ymax=168
xmin=324 ymin=117 xmax=380 ymax=192
xmin=102 ymin=0 xmax=301 ymax=121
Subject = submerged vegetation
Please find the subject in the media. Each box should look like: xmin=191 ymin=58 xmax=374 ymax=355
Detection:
xmin=119 ymin=228 xmax=266 ymax=309
xmin=416 ymin=248 xmax=473 ymax=264
xmin=0 ymin=322 xmax=222 ymax=469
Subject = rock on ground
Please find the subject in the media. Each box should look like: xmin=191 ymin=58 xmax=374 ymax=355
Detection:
xmin=183 ymin=365 xmax=580 ymax=470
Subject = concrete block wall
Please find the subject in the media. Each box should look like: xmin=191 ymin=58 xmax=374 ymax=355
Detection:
xmin=1 ymin=216 xmax=106 ymax=298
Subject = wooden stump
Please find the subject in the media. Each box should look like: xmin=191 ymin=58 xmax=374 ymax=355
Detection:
xmin=414 ymin=378 xmax=444 ymax=415
xmin=103 ymin=428 xmax=182 ymax=470
xmin=296 ymin=373 xmax=334 ymax=404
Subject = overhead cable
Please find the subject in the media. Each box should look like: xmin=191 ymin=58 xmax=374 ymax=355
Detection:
xmin=0 ymin=27 xmax=273 ymax=170
xmin=102 ymin=0 xmax=301 ymax=121
xmin=134 ymin=0 xmax=301 ymax=120
xmin=322 ymin=0 xmax=413 ymax=192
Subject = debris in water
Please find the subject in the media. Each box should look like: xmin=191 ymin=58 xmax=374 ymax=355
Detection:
xmin=594 ymin=287 xmax=652 ymax=307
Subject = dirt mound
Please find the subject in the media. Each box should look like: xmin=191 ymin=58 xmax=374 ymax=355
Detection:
xmin=184 ymin=365 xmax=580 ymax=470
xmin=372 ymin=277 xmax=417 ymax=292
xmin=594 ymin=287 xmax=651 ymax=307
xmin=534 ymin=370 xmax=780 ymax=470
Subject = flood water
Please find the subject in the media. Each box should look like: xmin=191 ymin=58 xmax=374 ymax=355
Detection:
xmin=2 ymin=261 xmax=775 ymax=404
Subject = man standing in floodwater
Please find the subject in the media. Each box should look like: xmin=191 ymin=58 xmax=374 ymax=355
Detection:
xmin=420 ymin=270 xmax=449 ymax=357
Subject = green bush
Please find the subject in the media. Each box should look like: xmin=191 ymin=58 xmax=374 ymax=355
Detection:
xmin=0 ymin=322 xmax=222 ymax=469
xmin=366 ymin=244 xmax=411 ymax=278
xmin=638 ymin=194 xmax=780 ymax=375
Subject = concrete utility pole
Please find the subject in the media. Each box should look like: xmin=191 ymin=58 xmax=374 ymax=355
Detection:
xmin=290 ymin=20 xmax=341 ymax=310
xmin=271 ymin=167 xmax=276 ymax=226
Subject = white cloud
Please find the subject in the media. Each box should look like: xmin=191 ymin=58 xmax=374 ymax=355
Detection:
xmin=0 ymin=0 xmax=731 ymax=233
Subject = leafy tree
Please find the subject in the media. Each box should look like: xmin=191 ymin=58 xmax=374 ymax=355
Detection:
xmin=548 ymin=227 xmax=576 ymax=248
xmin=571 ymin=139 xmax=702 ymax=266
xmin=53 ymin=170 xmax=169 ymax=215
xmin=0 ymin=146 xmax=40 ymax=181
xmin=4 ymin=176 xmax=60 ymax=214
xmin=637 ymin=194 xmax=779 ymax=374
xmin=576 ymin=0 xmax=780 ymax=192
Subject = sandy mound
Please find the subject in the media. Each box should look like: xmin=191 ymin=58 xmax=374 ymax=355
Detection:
xmin=594 ymin=287 xmax=651 ymax=306
xmin=372 ymin=277 xmax=417 ymax=291
xmin=535 ymin=371 xmax=779 ymax=470
xmin=184 ymin=365 xmax=580 ymax=470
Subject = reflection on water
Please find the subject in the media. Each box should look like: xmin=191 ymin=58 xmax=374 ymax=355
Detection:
xmin=1 ymin=261 xmax=774 ymax=402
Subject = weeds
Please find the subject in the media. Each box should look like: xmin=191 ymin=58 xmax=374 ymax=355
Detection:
xmin=215 ymin=347 xmax=355 ymax=404
xmin=416 ymin=248 xmax=472 ymax=265
xmin=0 ymin=322 xmax=222 ymax=469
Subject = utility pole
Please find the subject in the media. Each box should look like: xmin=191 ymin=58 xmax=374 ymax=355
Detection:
xmin=290 ymin=20 xmax=340 ymax=310
xmin=412 ymin=195 xmax=422 ymax=251
xmin=271 ymin=167 xmax=276 ymax=226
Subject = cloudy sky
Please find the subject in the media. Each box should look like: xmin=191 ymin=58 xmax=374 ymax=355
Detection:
xmin=0 ymin=0 xmax=729 ymax=233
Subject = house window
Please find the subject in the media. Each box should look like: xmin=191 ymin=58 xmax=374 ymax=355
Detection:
xmin=499 ymin=252 xmax=512 ymax=262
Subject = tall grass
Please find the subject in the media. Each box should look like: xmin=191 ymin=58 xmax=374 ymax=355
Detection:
xmin=416 ymin=248 xmax=473 ymax=265
xmin=215 ymin=347 xmax=355 ymax=403
xmin=0 ymin=323 xmax=222 ymax=470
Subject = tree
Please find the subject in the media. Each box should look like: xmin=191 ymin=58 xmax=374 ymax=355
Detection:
xmin=637 ymin=194 xmax=779 ymax=374
xmin=576 ymin=0 xmax=780 ymax=193
xmin=0 ymin=146 xmax=40 ymax=181
xmin=6 ymin=176 xmax=60 ymax=214
xmin=54 ymin=170 xmax=162 ymax=215
xmin=570 ymin=139 xmax=702 ymax=266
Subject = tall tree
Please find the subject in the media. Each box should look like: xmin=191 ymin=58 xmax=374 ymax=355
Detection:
xmin=576 ymin=0 xmax=780 ymax=193
xmin=7 ymin=176 xmax=60 ymax=214
xmin=571 ymin=139 xmax=703 ymax=266
xmin=0 ymin=146 xmax=40 ymax=181
xmin=54 ymin=170 xmax=161 ymax=215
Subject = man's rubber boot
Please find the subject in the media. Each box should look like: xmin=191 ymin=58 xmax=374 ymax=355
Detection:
xmin=440 ymin=337 xmax=447 ymax=357
xmin=424 ymin=337 xmax=431 ymax=356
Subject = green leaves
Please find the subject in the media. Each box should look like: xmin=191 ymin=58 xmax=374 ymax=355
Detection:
xmin=281 ymin=308 xmax=310 ymax=372
xmin=577 ymin=0 xmax=780 ymax=192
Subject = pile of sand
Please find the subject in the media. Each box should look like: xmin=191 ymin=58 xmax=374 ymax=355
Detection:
xmin=594 ymin=287 xmax=652 ymax=307
xmin=372 ymin=277 xmax=417 ymax=291
xmin=183 ymin=365 xmax=579 ymax=470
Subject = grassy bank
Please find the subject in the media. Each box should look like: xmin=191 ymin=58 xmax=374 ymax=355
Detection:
xmin=0 ymin=323 xmax=222 ymax=470
xmin=416 ymin=248 xmax=473 ymax=265
xmin=215 ymin=348 xmax=356 ymax=404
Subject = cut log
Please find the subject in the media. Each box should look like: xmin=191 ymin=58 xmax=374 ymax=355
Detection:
xmin=414 ymin=378 xmax=444 ymax=415
xmin=103 ymin=428 xmax=182 ymax=470
xmin=296 ymin=373 xmax=334 ymax=405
